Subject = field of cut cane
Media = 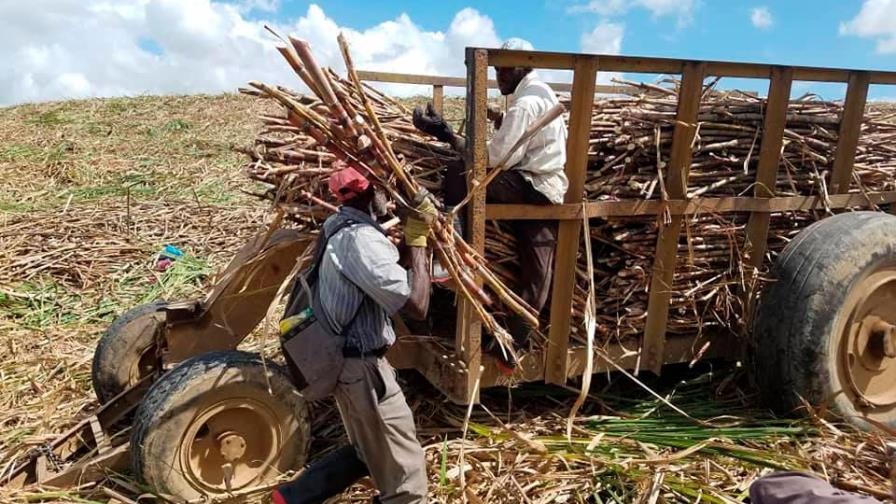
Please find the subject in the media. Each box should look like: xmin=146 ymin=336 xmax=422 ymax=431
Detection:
xmin=1 ymin=93 xmax=894 ymax=503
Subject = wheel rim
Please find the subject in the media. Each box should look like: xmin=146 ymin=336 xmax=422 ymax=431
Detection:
xmin=179 ymin=398 xmax=283 ymax=493
xmin=838 ymin=266 xmax=896 ymax=411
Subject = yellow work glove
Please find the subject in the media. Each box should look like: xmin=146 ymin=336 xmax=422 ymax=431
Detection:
xmin=404 ymin=192 xmax=438 ymax=247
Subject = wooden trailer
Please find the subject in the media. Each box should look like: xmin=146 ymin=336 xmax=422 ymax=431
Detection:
xmin=6 ymin=48 xmax=896 ymax=499
xmin=376 ymin=48 xmax=896 ymax=406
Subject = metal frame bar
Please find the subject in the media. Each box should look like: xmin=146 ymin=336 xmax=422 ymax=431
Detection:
xmin=453 ymin=48 xmax=489 ymax=402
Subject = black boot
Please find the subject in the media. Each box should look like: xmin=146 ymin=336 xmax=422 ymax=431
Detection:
xmin=273 ymin=445 xmax=369 ymax=504
xmin=507 ymin=314 xmax=532 ymax=349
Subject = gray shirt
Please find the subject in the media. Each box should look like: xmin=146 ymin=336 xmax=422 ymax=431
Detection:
xmin=317 ymin=207 xmax=410 ymax=352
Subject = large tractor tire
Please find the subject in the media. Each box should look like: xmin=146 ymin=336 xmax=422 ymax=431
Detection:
xmin=130 ymin=351 xmax=310 ymax=500
xmin=91 ymin=300 xmax=167 ymax=403
xmin=755 ymin=211 xmax=896 ymax=430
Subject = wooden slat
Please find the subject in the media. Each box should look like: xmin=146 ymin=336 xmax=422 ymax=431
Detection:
xmin=544 ymin=57 xmax=599 ymax=385
xmin=358 ymin=70 xmax=467 ymax=87
xmin=642 ymin=61 xmax=705 ymax=374
xmin=431 ymin=85 xmax=444 ymax=115
xmin=486 ymin=191 xmax=896 ymax=220
xmin=831 ymin=72 xmax=871 ymax=194
xmin=743 ymin=67 xmax=793 ymax=272
xmin=482 ymin=49 xmax=896 ymax=84
xmin=390 ymin=331 xmax=738 ymax=404
xmin=453 ymin=48 xmax=488 ymax=403
xmin=356 ymin=70 xmax=633 ymax=94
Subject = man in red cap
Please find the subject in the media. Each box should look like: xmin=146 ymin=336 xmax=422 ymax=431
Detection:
xmin=274 ymin=162 xmax=435 ymax=504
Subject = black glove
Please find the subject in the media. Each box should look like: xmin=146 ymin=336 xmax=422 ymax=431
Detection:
xmin=412 ymin=103 xmax=454 ymax=143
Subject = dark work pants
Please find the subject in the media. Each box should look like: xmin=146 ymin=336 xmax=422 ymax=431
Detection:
xmin=444 ymin=160 xmax=558 ymax=329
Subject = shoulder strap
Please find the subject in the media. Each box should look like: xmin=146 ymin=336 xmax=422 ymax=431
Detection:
xmin=283 ymin=217 xmax=358 ymax=322
xmin=305 ymin=217 xmax=359 ymax=285
xmin=286 ymin=214 xmax=382 ymax=336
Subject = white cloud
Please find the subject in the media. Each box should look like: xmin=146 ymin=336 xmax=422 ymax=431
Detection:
xmin=580 ymin=20 xmax=624 ymax=54
xmin=840 ymin=0 xmax=896 ymax=54
xmin=750 ymin=7 xmax=773 ymax=30
xmin=568 ymin=0 xmax=696 ymax=26
xmin=0 ymin=2 xmax=502 ymax=106
xmin=577 ymin=21 xmax=624 ymax=86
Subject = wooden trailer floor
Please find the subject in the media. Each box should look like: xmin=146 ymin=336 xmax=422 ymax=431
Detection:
xmin=388 ymin=331 xmax=740 ymax=404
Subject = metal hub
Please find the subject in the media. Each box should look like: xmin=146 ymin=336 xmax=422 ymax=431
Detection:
xmin=218 ymin=432 xmax=248 ymax=462
xmin=180 ymin=399 xmax=281 ymax=493
xmin=839 ymin=268 xmax=896 ymax=409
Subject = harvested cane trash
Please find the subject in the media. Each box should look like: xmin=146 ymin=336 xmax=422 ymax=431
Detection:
xmin=241 ymin=35 xmax=896 ymax=353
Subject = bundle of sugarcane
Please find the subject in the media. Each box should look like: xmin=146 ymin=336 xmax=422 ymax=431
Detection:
xmin=239 ymin=90 xmax=457 ymax=226
xmin=243 ymin=32 xmax=537 ymax=360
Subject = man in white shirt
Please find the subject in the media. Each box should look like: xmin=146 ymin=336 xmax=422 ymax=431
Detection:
xmin=412 ymin=38 xmax=568 ymax=370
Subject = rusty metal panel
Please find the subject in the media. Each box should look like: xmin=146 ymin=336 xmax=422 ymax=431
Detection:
xmin=642 ymin=61 xmax=705 ymax=374
xmin=544 ymin=57 xmax=599 ymax=385
xmin=165 ymin=229 xmax=311 ymax=363
xmin=451 ymin=47 xmax=488 ymax=403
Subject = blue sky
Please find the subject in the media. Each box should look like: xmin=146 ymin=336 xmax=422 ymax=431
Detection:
xmin=4 ymin=0 xmax=896 ymax=104
xmin=265 ymin=1 xmax=886 ymax=68
xmin=264 ymin=1 xmax=896 ymax=99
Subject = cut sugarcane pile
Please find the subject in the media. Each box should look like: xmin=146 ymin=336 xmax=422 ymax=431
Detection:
xmin=582 ymin=80 xmax=896 ymax=200
xmin=241 ymin=38 xmax=896 ymax=348
xmin=566 ymin=83 xmax=896 ymax=342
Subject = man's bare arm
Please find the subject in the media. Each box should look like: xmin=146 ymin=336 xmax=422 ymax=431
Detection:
xmin=401 ymin=247 xmax=431 ymax=320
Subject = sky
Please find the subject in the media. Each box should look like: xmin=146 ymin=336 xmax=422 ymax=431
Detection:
xmin=3 ymin=0 xmax=896 ymax=106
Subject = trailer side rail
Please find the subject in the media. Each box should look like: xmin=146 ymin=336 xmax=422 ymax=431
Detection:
xmin=356 ymin=70 xmax=637 ymax=115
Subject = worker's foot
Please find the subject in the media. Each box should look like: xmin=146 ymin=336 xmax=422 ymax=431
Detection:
xmin=483 ymin=335 xmax=517 ymax=375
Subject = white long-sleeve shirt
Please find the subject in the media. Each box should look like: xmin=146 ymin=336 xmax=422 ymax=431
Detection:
xmin=487 ymin=71 xmax=569 ymax=204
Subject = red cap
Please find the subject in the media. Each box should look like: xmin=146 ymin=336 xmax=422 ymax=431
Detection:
xmin=328 ymin=162 xmax=370 ymax=202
